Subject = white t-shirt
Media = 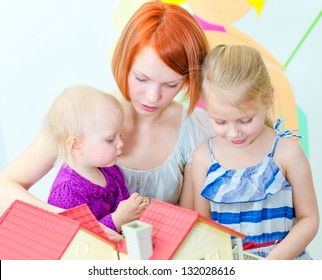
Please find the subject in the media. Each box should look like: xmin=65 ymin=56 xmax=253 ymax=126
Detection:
xmin=118 ymin=105 xmax=213 ymax=204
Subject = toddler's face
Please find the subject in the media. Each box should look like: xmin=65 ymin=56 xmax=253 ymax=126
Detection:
xmin=81 ymin=108 xmax=124 ymax=168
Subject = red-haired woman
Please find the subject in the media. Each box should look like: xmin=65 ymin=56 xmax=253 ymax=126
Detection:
xmin=0 ymin=1 xmax=212 ymax=238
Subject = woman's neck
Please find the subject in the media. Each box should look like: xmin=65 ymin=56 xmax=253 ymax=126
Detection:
xmin=125 ymin=101 xmax=177 ymax=129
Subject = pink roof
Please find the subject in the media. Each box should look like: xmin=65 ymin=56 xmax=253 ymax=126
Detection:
xmin=0 ymin=201 xmax=115 ymax=259
xmin=59 ymin=204 xmax=115 ymax=247
xmin=0 ymin=200 xmax=80 ymax=259
xmin=117 ymin=199 xmax=245 ymax=260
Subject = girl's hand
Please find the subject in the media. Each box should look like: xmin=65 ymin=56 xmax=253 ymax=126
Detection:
xmin=112 ymin=193 xmax=147 ymax=232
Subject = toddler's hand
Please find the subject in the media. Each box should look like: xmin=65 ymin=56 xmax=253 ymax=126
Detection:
xmin=112 ymin=192 xmax=147 ymax=232
xmin=99 ymin=222 xmax=124 ymax=243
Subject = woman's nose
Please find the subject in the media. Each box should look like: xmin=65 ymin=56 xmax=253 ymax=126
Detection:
xmin=145 ymin=85 xmax=161 ymax=103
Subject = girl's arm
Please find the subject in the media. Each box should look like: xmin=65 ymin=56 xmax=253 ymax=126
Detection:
xmin=0 ymin=131 xmax=59 ymax=214
xmin=191 ymin=142 xmax=212 ymax=218
xmin=267 ymin=139 xmax=319 ymax=259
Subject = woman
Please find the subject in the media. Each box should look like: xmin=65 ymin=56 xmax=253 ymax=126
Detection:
xmin=0 ymin=2 xmax=212 ymax=224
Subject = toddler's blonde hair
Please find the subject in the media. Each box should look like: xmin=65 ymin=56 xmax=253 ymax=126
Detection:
xmin=43 ymin=85 xmax=124 ymax=165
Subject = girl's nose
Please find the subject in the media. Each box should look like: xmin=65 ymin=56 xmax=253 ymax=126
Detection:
xmin=227 ymin=124 xmax=240 ymax=138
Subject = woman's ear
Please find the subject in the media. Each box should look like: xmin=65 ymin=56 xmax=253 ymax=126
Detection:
xmin=66 ymin=136 xmax=83 ymax=155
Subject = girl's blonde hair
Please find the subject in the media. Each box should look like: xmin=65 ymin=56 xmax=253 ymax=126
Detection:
xmin=112 ymin=1 xmax=210 ymax=115
xmin=202 ymin=44 xmax=274 ymax=128
xmin=43 ymin=85 xmax=124 ymax=165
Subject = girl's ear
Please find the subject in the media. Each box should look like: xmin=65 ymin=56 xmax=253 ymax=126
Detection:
xmin=66 ymin=136 xmax=83 ymax=155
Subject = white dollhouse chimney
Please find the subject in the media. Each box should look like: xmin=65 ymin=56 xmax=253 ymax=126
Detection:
xmin=122 ymin=220 xmax=153 ymax=260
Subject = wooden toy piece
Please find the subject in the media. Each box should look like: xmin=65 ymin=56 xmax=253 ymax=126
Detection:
xmin=142 ymin=196 xmax=150 ymax=205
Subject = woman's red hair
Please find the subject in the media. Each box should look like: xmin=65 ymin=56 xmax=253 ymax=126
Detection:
xmin=111 ymin=1 xmax=210 ymax=115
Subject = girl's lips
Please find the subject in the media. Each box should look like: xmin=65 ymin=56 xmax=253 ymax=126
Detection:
xmin=231 ymin=138 xmax=247 ymax=145
xmin=142 ymin=104 xmax=158 ymax=112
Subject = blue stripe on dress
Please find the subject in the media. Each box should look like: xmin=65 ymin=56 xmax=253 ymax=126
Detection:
xmin=211 ymin=206 xmax=294 ymax=224
xmin=206 ymin=162 xmax=221 ymax=176
xmin=243 ymin=231 xmax=289 ymax=244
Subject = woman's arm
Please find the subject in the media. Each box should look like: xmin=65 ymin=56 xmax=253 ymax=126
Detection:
xmin=191 ymin=142 xmax=212 ymax=217
xmin=179 ymin=164 xmax=194 ymax=209
xmin=0 ymin=131 xmax=59 ymax=214
xmin=267 ymin=139 xmax=319 ymax=259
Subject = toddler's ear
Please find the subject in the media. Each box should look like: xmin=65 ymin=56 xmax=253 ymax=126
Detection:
xmin=66 ymin=136 xmax=83 ymax=155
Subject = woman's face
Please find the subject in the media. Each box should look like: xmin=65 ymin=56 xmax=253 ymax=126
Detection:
xmin=128 ymin=46 xmax=186 ymax=116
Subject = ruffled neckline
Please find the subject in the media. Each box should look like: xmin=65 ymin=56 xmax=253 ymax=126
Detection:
xmin=201 ymin=156 xmax=291 ymax=204
xmin=65 ymin=165 xmax=117 ymax=201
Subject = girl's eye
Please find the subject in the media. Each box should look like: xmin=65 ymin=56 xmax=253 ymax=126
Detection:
xmin=240 ymin=118 xmax=253 ymax=124
xmin=215 ymin=121 xmax=225 ymax=125
xmin=106 ymin=139 xmax=115 ymax=143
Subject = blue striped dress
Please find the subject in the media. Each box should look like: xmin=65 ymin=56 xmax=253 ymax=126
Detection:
xmin=201 ymin=120 xmax=311 ymax=259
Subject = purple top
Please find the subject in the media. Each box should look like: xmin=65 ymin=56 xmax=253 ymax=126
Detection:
xmin=47 ymin=164 xmax=129 ymax=232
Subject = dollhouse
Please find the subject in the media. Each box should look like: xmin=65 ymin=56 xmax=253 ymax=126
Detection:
xmin=0 ymin=199 xmax=260 ymax=260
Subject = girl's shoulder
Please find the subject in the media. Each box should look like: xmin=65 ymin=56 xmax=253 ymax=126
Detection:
xmin=275 ymin=136 xmax=304 ymax=160
xmin=192 ymin=138 xmax=211 ymax=161
xmin=272 ymin=133 xmax=305 ymax=171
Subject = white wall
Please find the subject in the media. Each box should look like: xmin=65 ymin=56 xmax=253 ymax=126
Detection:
xmin=0 ymin=0 xmax=321 ymax=259
xmin=0 ymin=0 xmax=119 ymax=198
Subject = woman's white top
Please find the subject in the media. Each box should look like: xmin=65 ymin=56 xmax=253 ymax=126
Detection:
xmin=118 ymin=105 xmax=213 ymax=204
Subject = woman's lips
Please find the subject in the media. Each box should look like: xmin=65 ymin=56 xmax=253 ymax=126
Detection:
xmin=142 ymin=104 xmax=158 ymax=112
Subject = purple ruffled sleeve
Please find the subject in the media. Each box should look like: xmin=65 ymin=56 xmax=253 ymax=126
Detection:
xmin=99 ymin=214 xmax=117 ymax=232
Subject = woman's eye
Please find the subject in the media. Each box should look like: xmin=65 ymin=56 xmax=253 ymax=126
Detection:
xmin=106 ymin=139 xmax=114 ymax=143
xmin=166 ymin=83 xmax=178 ymax=88
xmin=136 ymin=77 xmax=147 ymax=82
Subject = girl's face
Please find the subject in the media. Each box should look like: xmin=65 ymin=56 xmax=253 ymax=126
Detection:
xmin=128 ymin=46 xmax=186 ymax=116
xmin=81 ymin=108 xmax=124 ymax=168
xmin=206 ymin=98 xmax=267 ymax=148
